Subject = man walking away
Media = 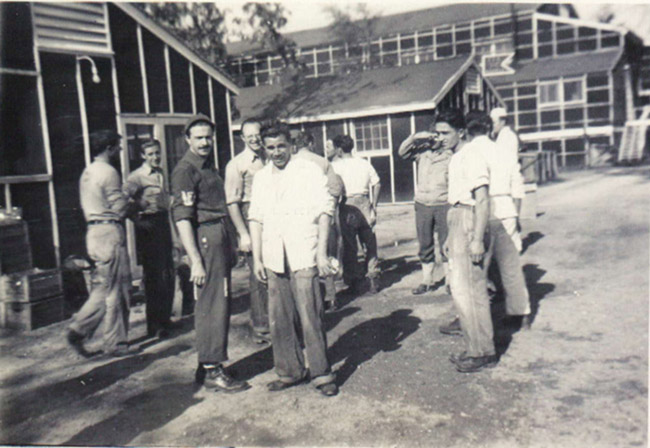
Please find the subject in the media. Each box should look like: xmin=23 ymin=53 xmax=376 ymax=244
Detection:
xmin=172 ymin=114 xmax=250 ymax=393
xmin=331 ymin=135 xmax=381 ymax=294
xmin=249 ymin=123 xmax=338 ymax=397
xmin=398 ymin=124 xmax=453 ymax=295
xmin=446 ymin=110 xmax=498 ymax=373
xmin=224 ymin=117 xmax=271 ymax=344
xmin=67 ymin=130 xmax=135 ymax=358
xmin=123 ymin=139 xmax=175 ymax=339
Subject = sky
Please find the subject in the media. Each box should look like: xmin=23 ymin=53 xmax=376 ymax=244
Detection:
xmin=223 ymin=1 xmax=650 ymax=43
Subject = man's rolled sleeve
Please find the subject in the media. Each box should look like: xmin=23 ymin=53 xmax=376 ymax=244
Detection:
xmin=224 ymin=159 xmax=244 ymax=205
xmin=104 ymin=170 xmax=129 ymax=218
xmin=368 ymin=163 xmax=380 ymax=187
xmin=171 ymin=164 xmax=197 ymax=222
xmin=467 ymin=148 xmax=490 ymax=193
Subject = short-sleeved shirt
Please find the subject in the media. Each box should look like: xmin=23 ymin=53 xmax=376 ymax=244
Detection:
xmin=79 ymin=160 xmax=128 ymax=222
xmin=495 ymin=126 xmax=520 ymax=166
xmin=293 ymin=148 xmax=344 ymax=199
xmin=224 ymin=147 xmax=265 ymax=205
xmin=331 ymin=156 xmax=380 ymax=197
xmin=248 ymin=158 xmax=333 ymax=274
xmin=447 ymin=138 xmax=490 ymax=207
xmin=171 ymin=150 xmax=228 ymax=224
xmin=414 ymin=149 xmax=453 ymax=206
xmin=123 ymin=164 xmax=169 ymax=215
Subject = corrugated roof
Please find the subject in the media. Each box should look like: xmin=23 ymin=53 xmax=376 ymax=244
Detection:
xmin=492 ymin=49 xmax=623 ymax=84
xmin=233 ymin=55 xmax=478 ymax=126
xmin=227 ymin=3 xmax=540 ymax=56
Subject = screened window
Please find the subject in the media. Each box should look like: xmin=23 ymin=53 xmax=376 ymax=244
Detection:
xmin=353 ymin=118 xmax=389 ymax=152
xmin=539 ymin=82 xmax=560 ymax=105
xmin=563 ymin=79 xmax=584 ymax=103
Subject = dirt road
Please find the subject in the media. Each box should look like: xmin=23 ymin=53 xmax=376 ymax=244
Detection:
xmin=1 ymin=166 xmax=648 ymax=447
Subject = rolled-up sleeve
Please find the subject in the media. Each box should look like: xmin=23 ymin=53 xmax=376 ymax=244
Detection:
xmin=171 ymin=163 xmax=197 ymax=222
xmin=467 ymin=148 xmax=490 ymax=192
xmin=224 ymin=158 xmax=244 ymax=205
xmin=104 ymin=169 xmax=129 ymax=219
xmin=368 ymin=162 xmax=380 ymax=186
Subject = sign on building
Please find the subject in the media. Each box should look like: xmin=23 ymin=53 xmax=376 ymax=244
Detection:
xmin=481 ymin=53 xmax=515 ymax=77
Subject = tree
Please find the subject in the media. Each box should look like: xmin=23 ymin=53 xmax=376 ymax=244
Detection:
xmin=324 ymin=4 xmax=380 ymax=73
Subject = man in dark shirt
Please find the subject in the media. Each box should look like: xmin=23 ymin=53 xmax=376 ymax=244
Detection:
xmin=171 ymin=114 xmax=249 ymax=393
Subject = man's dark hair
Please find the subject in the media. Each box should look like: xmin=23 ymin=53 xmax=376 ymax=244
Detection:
xmin=465 ymin=110 xmax=492 ymax=137
xmin=333 ymin=135 xmax=354 ymax=153
xmin=293 ymin=131 xmax=314 ymax=150
xmin=89 ymin=130 xmax=121 ymax=158
xmin=140 ymin=139 xmax=160 ymax=154
xmin=241 ymin=117 xmax=262 ymax=132
xmin=433 ymin=108 xmax=466 ymax=131
xmin=260 ymin=122 xmax=292 ymax=143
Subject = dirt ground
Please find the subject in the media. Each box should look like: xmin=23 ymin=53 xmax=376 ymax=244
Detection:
xmin=1 ymin=165 xmax=648 ymax=447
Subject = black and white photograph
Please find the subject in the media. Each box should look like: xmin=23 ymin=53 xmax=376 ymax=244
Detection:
xmin=0 ymin=1 xmax=648 ymax=446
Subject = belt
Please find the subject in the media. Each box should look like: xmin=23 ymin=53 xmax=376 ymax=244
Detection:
xmin=198 ymin=217 xmax=225 ymax=227
xmin=87 ymin=219 xmax=121 ymax=226
xmin=139 ymin=211 xmax=168 ymax=219
xmin=452 ymin=203 xmax=473 ymax=209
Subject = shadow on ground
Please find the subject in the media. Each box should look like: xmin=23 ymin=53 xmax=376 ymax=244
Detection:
xmin=493 ymin=263 xmax=555 ymax=357
xmin=328 ymin=309 xmax=421 ymax=387
xmin=378 ymin=256 xmax=420 ymax=289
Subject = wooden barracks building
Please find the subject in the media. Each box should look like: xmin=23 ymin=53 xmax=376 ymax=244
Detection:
xmin=225 ymin=3 xmax=650 ymax=202
xmin=0 ymin=2 xmax=239 ymax=272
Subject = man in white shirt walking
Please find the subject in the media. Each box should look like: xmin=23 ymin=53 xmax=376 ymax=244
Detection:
xmin=331 ymin=135 xmax=381 ymax=294
xmin=249 ymin=123 xmax=338 ymax=397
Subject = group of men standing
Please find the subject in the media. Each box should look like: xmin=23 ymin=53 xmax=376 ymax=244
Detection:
xmin=399 ymin=107 xmax=530 ymax=373
xmin=67 ymin=113 xmax=383 ymax=397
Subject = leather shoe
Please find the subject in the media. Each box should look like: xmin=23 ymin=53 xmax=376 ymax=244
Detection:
xmin=454 ymin=354 xmax=498 ymax=373
xmin=448 ymin=351 xmax=468 ymax=365
xmin=439 ymin=317 xmax=462 ymax=336
xmin=267 ymin=377 xmax=307 ymax=392
xmin=317 ymin=382 xmax=339 ymax=397
xmin=67 ymin=330 xmax=93 ymax=358
xmin=205 ymin=366 xmax=250 ymax=393
xmin=195 ymin=364 xmax=206 ymax=385
xmin=411 ymin=283 xmax=434 ymax=295
xmin=254 ymin=331 xmax=272 ymax=345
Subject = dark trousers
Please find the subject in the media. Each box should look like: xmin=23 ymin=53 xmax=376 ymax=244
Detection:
xmin=195 ymin=221 xmax=231 ymax=364
xmin=241 ymin=202 xmax=270 ymax=334
xmin=136 ymin=213 xmax=174 ymax=334
xmin=415 ymin=202 xmax=450 ymax=263
xmin=267 ymin=267 xmax=335 ymax=387
xmin=339 ymin=196 xmax=379 ymax=285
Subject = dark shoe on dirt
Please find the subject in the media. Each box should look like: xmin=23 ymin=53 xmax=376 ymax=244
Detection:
xmin=254 ymin=331 xmax=272 ymax=345
xmin=205 ymin=366 xmax=250 ymax=393
xmin=439 ymin=317 xmax=462 ymax=336
xmin=317 ymin=382 xmax=339 ymax=397
xmin=67 ymin=330 xmax=93 ymax=358
xmin=267 ymin=377 xmax=307 ymax=392
xmin=411 ymin=284 xmax=434 ymax=295
xmin=448 ymin=351 xmax=469 ymax=365
xmin=454 ymin=354 xmax=498 ymax=373
xmin=195 ymin=364 xmax=206 ymax=385
xmin=107 ymin=344 xmax=140 ymax=358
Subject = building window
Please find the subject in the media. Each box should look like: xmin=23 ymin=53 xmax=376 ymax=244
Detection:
xmin=539 ymin=78 xmax=584 ymax=106
xmin=539 ymin=82 xmax=560 ymax=105
xmin=563 ymin=79 xmax=584 ymax=103
xmin=353 ymin=118 xmax=390 ymax=152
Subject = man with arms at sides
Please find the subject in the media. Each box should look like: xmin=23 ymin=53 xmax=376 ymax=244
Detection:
xmin=445 ymin=110 xmax=498 ymax=373
xmin=249 ymin=123 xmax=338 ymax=397
xmin=488 ymin=107 xmax=531 ymax=329
xmin=331 ymin=135 xmax=381 ymax=294
xmin=292 ymin=131 xmax=344 ymax=309
xmin=398 ymin=122 xmax=453 ymax=296
xmin=224 ymin=117 xmax=271 ymax=345
xmin=171 ymin=114 xmax=250 ymax=393
xmin=123 ymin=139 xmax=175 ymax=340
xmin=67 ymin=130 xmax=136 ymax=358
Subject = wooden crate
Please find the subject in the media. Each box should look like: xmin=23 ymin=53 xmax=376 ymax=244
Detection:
xmin=0 ymin=295 xmax=65 ymax=331
xmin=0 ymin=220 xmax=32 ymax=274
xmin=0 ymin=269 xmax=63 ymax=302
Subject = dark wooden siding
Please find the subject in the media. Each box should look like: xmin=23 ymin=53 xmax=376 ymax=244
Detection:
xmin=81 ymin=56 xmax=117 ymax=135
xmin=142 ymin=27 xmax=170 ymax=113
xmin=211 ymin=80 xmax=232 ymax=169
xmin=303 ymin=122 xmax=325 ymax=156
xmin=194 ymin=66 xmax=211 ymax=116
xmin=391 ymin=112 xmax=414 ymax=202
xmin=169 ymin=47 xmax=193 ymax=113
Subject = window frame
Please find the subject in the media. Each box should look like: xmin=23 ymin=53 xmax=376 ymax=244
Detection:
xmin=538 ymin=77 xmax=585 ymax=108
xmin=350 ymin=117 xmax=392 ymax=155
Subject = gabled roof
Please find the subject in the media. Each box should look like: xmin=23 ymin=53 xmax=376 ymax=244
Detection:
xmin=491 ymin=49 xmax=624 ymax=84
xmin=115 ymin=3 xmax=239 ymax=94
xmin=227 ymin=3 xmax=540 ymax=56
xmin=233 ymin=54 xmax=500 ymax=127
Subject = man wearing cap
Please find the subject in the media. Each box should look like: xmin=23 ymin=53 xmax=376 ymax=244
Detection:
xmin=488 ymin=107 xmax=531 ymax=328
xmin=249 ymin=123 xmax=338 ymax=397
xmin=224 ymin=117 xmax=271 ymax=344
xmin=171 ymin=114 xmax=250 ymax=393
xmin=398 ymin=124 xmax=453 ymax=296
xmin=67 ymin=130 xmax=135 ymax=358
xmin=124 ymin=139 xmax=175 ymax=339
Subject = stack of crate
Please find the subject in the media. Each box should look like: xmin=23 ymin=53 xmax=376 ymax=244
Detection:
xmin=0 ymin=219 xmax=64 ymax=330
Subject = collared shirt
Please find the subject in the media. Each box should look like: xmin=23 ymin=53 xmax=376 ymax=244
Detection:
xmin=171 ymin=150 xmax=228 ymax=224
xmin=79 ymin=160 xmax=128 ymax=222
xmin=495 ymin=126 xmax=520 ymax=166
xmin=123 ymin=164 xmax=169 ymax=215
xmin=248 ymin=158 xmax=333 ymax=274
xmin=224 ymin=147 xmax=266 ymax=205
xmin=293 ymin=148 xmax=345 ymax=199
xmin=331 ymin=156 xmax=380 ymax=197
xmin=414 ymin=149 xmax=453 ymax=206
xmin=447 ymin=139 xmax=489 ymax=207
